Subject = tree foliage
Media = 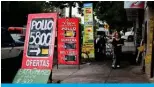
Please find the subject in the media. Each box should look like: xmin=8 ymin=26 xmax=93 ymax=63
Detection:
xmin=94 ymin=1 xmax=132 ymax=30
xmin=1 ymin=1 xmax=45 ymax=27
xmin=1 ymin=1 xmax=82 ymax=27
xmin=44 ymin=1 xmax=84 ymax=17
xmin=1 ymin=1 xmax=131 ymax=30
xmin=44 ymin=1 xmax=132 ymax=30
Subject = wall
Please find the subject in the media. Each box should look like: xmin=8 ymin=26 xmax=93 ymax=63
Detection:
xmin=144 ymin=6 xmax=154 ymax=81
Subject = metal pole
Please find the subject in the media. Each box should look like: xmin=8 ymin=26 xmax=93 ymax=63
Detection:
xmin=78 ymin=23 xmax=81 ymax=70
xmin=57 ymin=58 xmax=59 ymax=69
xmin=56 ymin=46 xmax=59 ymax=69
xmin=49 ymin=71 xmax=52 ymax=83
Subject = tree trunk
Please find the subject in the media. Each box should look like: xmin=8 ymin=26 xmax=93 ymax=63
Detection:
xmin=69 ymin=2 xmax=72 ymax=18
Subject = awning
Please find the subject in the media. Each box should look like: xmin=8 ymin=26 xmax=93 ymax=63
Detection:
xmin=124 ymin=1 xmax=145 ymax=21
xmin=126 ymin=9 xmax=138 ymax=21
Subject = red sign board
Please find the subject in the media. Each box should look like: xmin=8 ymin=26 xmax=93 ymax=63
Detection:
xmin=22 ymin=13 xmax=57 ymax=69
xmin=58 ymin=18 xmax=79 ymax=65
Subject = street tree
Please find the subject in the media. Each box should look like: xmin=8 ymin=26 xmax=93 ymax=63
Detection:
xmin=1 ymin=1 xmax=44 ymax=27
xmin=94 ymin=1 xmax=132 ymax=30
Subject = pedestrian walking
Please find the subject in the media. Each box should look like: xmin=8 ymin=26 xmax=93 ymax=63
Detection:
xmin=95 ymin=32 xmax=106 ymax=60
xmin=120 ymin=30 xmax=124 ymax=36
xmin=111 ymin=31 xmax=124 ymax=68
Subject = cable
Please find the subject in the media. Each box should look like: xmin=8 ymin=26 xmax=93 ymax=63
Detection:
xmin=60 ymin=67 xmax=81 ymax=82
xmin=104 ymin=66 xmax=113 ymax=83
xmin=104 ymin=43 xmax=114 ymax=83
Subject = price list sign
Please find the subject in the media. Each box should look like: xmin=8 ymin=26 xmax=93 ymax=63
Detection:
xmin=13 ymin=69 xmax=51 ymax=84
xmin=22 ymin=13 xmax=57 ymax=69
xmin=58 ymin=18 xmax=79 ymax=65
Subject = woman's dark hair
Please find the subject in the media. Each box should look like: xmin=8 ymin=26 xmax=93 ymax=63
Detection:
xmin=117 ymin=32 xmax=121 ymax=38
xmin=114 ymin=32 xmax=121 ymax=38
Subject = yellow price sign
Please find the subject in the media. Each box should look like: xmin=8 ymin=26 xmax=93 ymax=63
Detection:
xmin=65 ymin=31 xmax=74 ymax=37
xmin=145 ymin=54 xmax=152 ymax=64
xmin=149 ymin=33 xmax=153 ymax=42
xmin=137 ymin=46 xmax=144 ymax=52
xmin=42 ymin=49 xmax=49 ymax=55
xmin=149 ymin=17 xmax=154 ymax=29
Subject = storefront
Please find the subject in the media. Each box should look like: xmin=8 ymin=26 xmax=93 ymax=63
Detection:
xmin=124 ymin=1 xmax=145 ymax=63
xmin=124 ymin=1 xmax=154 ymax=82
xmin=144 ymin=1 xmax=154 ymax=81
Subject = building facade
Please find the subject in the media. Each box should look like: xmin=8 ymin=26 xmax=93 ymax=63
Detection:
xmin=124 ymin=1 xmax=154 ymax=82
xmin=143 ymin=1 xmax=154 ymax=82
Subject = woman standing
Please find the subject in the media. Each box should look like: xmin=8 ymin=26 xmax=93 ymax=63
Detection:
xmin=112 ymin=32 xmax=124 ymax=68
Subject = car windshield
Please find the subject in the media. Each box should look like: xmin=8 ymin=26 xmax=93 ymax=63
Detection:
xmin=2 ymin=29 xmax=14 ymax=43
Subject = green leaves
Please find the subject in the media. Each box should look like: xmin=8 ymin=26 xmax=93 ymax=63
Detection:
xmin=2 ymin=1 xmax=45 ymax=27
xmin=1 ymin=1 xmax=131 ymax=29
xmin=94 ymin=1 xmax=129 ymax=29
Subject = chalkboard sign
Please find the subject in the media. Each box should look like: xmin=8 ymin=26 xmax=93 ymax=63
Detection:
xmin=22 ymin=13 xmax=57 ymax=69
xmin=65 ymin=55 xmax=76 ymax=61
xmin=27 ymin=18 xmax=53 ymax=57
xmin=65 ymin=43 xmax=76 ymax=49
xmin=13 ymin=69 xmax=51 ymax=84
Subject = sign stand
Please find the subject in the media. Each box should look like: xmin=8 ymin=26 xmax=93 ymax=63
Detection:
xmin=48 ymin=71 xmax=52 ymax=83
xmin=13 ymin=13 xmax=57 ymax=84
xmin=57 ymin=18 xmax=80 ymax=69
xmin=57 ymin=57 xmax=59 ymax=69
xmin=78 ymin=56 xmax=80 ymax=69
xmin=57 ymin=48 xmax=59 ymax=69
xmin=56 ymin=28 xmax=59 ymax=69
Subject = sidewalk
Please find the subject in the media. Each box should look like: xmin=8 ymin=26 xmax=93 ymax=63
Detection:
xmin=52 ymin=61 xmax=149 ymax=83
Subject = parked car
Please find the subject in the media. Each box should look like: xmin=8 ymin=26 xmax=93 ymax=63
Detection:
xmin=1 ymin=27 xmax=24 ymax=60
xmin=1 ymin=27 xmax=24 ymax=83
xmin=121 ymin=27 xmax=134 ymax=41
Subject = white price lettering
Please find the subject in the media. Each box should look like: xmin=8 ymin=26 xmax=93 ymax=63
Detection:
xmin=29 ymin=32 xmax=35 ymax=44
xmin=29 ymin=19 xmax=53 ymax=46
xmin=35 ymin=32 xmax=41 ymax=45
xmin=31 ymin=20 xmax=53 ymax=30
xmin=40 ymin=33 xmax=46 ymax=45
xmin=29 ymin=31 xmax=51 ymax=46
xmin=45 ymin=33 xmax=51 ymax=46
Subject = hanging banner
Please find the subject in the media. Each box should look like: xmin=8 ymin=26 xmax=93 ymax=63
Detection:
xmin=145 ymin=17 xmax=154 ymax=64
xmin=145 ymin=54 xmax=152 ymax=64
xmin=84 ymin=3 xmax=93 ymax=25
xmin=82 ymin=3 xmax=95 ymax=58
xmin=22 ymin=13 xmax=57 ymax=69
xmin=124 ymin=1 xmax=145 ymax=9
xmin=58 ymin=18 xmax=79 ymax=65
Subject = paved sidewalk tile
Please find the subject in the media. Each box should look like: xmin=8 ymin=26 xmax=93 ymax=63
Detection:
xmin=62 ymin=62 xmax=111 ymax=83
xmin=52 ymin=61 xmax=149 ymax=83
xmin=106 ymin=66 xmax=149 ymax=83
xmin=52 ymin=65 xmax=79 ymax=80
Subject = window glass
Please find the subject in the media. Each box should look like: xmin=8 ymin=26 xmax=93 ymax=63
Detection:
xmin=1 ymin=28 xmax=14 ymax=47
